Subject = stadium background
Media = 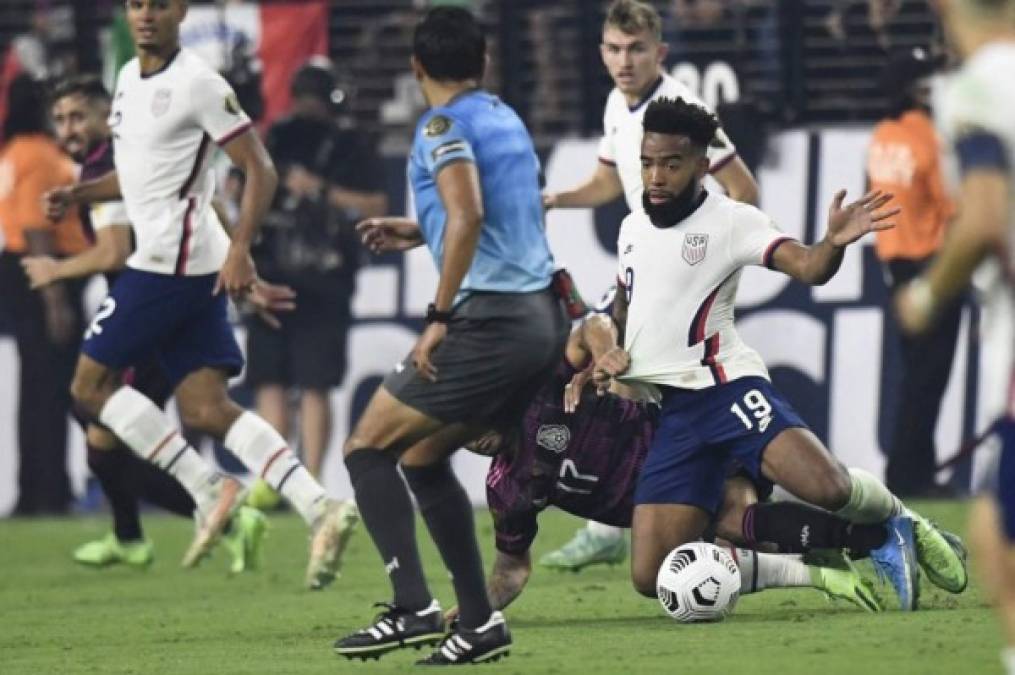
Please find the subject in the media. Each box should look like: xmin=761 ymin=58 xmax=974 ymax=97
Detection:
xmin=0 ymin=0 xmax=992 ymax=514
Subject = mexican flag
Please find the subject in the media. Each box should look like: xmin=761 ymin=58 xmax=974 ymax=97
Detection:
xmin=103 ymin=0 xmax=328 ymax=128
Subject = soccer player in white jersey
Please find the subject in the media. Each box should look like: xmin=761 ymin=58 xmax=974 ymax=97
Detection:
xmin=42 ymin=0 xmax=356 ymax=588
xmin=895 ymin=0 xmax=1015 ymax=667
xmin=540 ymin=0 xmax=759 ymax=570
xmin=604 ymin=96 xmax=969 ymax=612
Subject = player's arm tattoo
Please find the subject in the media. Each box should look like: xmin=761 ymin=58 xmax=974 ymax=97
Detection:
xmin=487 ymin=550 xmax=532 ymax=611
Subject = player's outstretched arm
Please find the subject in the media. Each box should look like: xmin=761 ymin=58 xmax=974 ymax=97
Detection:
xmin=444 ymin=550 xmax=532 ymax=624
xmin=544 ymin=162 xmax=624 ymax=210
xmin=43 ymin=171 xmax=122 ymax=220
xmin=22 ymin=225 xmax=131 ymax=288
xmin=772 ymin=189 xmax=898 ymax=285
xmin=897 ymin=170 xmax=1009 ymax=333
xmin=216 ymin=128 xmax=278 ymax=297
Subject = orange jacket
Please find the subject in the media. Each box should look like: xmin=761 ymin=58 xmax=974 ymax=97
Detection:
xmin=0 ymin=134 xmax=87 ymax=255
xmin=867 ymin=110 xmax=954 ymax=262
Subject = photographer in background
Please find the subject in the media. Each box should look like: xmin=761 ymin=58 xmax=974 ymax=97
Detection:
xmin=245 ymin=57 xmax=386 ymax=506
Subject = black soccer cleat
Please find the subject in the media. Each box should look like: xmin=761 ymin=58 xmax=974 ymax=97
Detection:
xmin=416 ymin=611 xmax=512 ymax=666
xmin=333 ymin=600 xmax=445 ymax=660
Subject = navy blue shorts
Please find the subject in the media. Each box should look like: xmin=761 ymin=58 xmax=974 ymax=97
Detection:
xmin=984 ymin=417 xmax=1015 ymax=542
xmin=82 ymin=268 xmax=244 ymax=388
xmin=634 ymin=376 xmax=807 ymax=514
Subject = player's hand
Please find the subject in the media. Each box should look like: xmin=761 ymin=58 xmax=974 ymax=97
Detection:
xmin=215 ymin=244 xmax=257 ymax=299
xmin=42 ymin=187 xmax=74 ymax=222
xmin=825 ymin=189 xmax=899 ymax=248
xmin=542 ymin=191 xmax=559 ymax=211
xmin=243 ymin=278 xmax=296 ymax=330
xmin=592 ymin=346 xmax=630 ymax=395
xmin=563 ymin=366 xmax=594 ymax=413
xmin=21 ymin=255 xmax=60 ymax=289
xmin=894 ymin=278 xmax=935 ymax=335
xmin=412 ymin=321 xmax=446 ymax=382
xmin=465 ymin=431 xmax=504 ymax=457
xmin=356 ymin=217 xmax=423 ymax=254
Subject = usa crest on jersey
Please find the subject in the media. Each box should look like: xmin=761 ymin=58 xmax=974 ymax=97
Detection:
xmin=151 ymin=88 xmax=172 ymax=117
xmin=682 ymin=233 xmax=708 ymax=265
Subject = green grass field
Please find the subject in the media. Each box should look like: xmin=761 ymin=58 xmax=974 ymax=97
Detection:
xmin=0 ymin=501 xmax=1000 ymax=674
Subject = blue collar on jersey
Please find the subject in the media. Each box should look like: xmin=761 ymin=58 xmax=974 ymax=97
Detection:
xmin=628 ymin=76 xmax=665 ymax=113
xmin=140 ymin=48 xmax=180 ymax=79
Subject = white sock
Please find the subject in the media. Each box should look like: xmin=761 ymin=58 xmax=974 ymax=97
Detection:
xmin=586 ymin=521 xmax=625 ymax=540
xmin=224 ymin=411 xmax=328 ymax=525
xmin=1003 ymin=647 xmax=1015 ymax=675
xmin=730 ymin=547 xmax=812 ymax=594
xmin=835 ymin=468 xmax=905 ymax=524
xmin=99 ymin=386 xmax=220 ymax=516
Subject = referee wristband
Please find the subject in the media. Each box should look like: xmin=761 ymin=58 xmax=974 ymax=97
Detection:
xmin=425 ymin=303 xmax=453 ymax=324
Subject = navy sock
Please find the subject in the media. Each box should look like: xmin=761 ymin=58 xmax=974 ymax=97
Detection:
xmin=87 ymin=445 xmax=143 ymax=542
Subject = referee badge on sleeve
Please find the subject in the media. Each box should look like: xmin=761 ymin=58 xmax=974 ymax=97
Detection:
xmin=682 ymin=233 xmax=708 ymax=266
xmin=424 ymin=114 xmax=451 ymax=137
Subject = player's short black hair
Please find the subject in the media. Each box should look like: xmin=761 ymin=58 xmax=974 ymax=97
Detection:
xmin=642 ymin=97 xmax=719 ymax=153
xmin=50 ymin=75 xmax=111 ymax=106
xmin=413 ymin=6 xmax=486 ymax=82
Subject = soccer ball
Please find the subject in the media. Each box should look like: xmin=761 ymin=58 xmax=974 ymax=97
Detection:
xmin=656 ymin=542 xmax=741 ymax=623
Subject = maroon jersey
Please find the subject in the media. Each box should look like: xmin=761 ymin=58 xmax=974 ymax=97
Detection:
xmin=486 ymin=358 xmax=658 ymax=555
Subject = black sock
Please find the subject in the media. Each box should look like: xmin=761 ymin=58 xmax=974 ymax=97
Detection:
xmin=127 ymin=451 xmax=196 ymax=518
xmin=345 ymin=449 xmax=432 ymax=612
xmin=744 ymin=502 xmax=888 ymax=557
xmin=87 ymin=445 xmax=143 ymax=542
xmin=403 ymin=461 xmax=493 ymax=630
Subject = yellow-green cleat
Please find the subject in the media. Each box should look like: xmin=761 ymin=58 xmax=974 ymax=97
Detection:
xmin=73 ymin=533 xmax=153 ymax=569
xmin=806 ymin=550 xmax=883 ymax=613
xmin=223 ymin=506 xmax=269 ymax=575
xmin=538 ymin=528 xmax=627 ymax=572
xmin=908 ymin=510 xmax=968 ymax=594
xmin=246 ymin=478 xmax=282 ymax=511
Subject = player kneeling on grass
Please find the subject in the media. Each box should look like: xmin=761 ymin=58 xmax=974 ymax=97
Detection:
xmin=608 ymin=98 xmax=966 ymax=611
xmin=442 ymin=314 xmax=968 ymax=617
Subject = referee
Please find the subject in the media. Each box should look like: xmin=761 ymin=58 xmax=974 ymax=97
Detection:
xmin=334 ymin=7 xmax=568 ymax=666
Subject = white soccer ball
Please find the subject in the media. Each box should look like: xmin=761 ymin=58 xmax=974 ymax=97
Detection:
xmin=656 ymin=542 xmax=741 ymax=623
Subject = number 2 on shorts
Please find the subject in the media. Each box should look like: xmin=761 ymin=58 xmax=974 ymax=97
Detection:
xmin=85 ymin=298 xmax=117 ymax=339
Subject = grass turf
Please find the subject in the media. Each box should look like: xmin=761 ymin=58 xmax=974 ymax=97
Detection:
xmin=0 ymin=501 xmax=999 ymax=674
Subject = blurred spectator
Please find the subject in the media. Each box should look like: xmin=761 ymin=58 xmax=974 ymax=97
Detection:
xmin=866 ymin=48 xmax=958 ymax=498
xmin=245 ymin=58 xmax=386 ymax=504
xmin=0 ymin=74 xmax=89 ymax=514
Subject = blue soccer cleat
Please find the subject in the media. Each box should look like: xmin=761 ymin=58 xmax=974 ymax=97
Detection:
xmin=870 ymin=515 xmax=919 ymax=611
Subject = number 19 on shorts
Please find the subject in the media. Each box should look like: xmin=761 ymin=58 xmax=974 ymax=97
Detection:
xmin=730 ymin=389 xmax=773 ymax=434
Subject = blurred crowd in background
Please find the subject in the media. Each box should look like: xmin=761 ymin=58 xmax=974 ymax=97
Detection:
xmin=0 ymin=0 xmax=952 ymax=515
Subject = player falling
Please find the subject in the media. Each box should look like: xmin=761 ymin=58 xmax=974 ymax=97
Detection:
xmin=43 ymin=0 xmax=355 ymax=588
xmin=608 ymin=97 xmax=966 ymax=611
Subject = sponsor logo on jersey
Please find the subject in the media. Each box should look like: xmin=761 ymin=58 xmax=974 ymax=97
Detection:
xmin=151 ymin=88 xmax=172 ymax=117
xmin=536 ymin=424 xmax=571 ymax=454
xmin=424 ymin=114 xmax=451 ymax=138
xmin=682 ymin=233 xmax=708 ymax=266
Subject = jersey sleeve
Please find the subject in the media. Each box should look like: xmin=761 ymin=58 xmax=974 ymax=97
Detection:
xmin=191 ymin=71 xmax=252 ymax=146
xmin=89 ymin=200 xmax=129 ymax=231
xmin=416 ymin=111 xmax=475 ymax=177
xmin=727 ymin=203 xmax=795 ymax=269
xmin=944 ymin=69 xmax=1013 ymax=178
xmin=487 ymin=475 xmax=539 ymax=556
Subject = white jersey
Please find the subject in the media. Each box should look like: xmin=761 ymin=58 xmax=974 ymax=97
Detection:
xmin=617 ymin=192 xmax=793 ymax=390
xmin=598 ymin=73 xmax=737 ymax=213
xmin=110 ymin=48 xmax=251 ymax=275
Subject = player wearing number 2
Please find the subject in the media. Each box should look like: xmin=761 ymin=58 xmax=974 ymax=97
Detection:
xmin=608 ymin=97 xmax=968 ymax=611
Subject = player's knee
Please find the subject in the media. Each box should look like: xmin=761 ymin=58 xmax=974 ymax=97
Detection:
xmin=813 ymin=468 xmax=852 ymax=511
xmin=631 ymin=566 xmax=657 ymax=598
xmin=178 ymin=398 xmax=231 ymax=436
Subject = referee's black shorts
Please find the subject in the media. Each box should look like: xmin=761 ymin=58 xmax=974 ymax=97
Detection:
xmin=383 ymin=287 xmax=569 ymax=427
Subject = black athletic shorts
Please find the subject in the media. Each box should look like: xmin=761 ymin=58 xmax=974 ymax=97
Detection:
xmin=383 ymin=288 xmax=569 ymax=426
xmin=245 ymin=299 xmax=351 ymax=390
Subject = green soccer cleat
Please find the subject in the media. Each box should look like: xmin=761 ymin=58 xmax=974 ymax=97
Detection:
xmin=246 ymin=478 xmax=282 ymax=511
xmin=538 ymin=528 xmax=627 ymax=572
xmin=806 ymin=550 xmax=883 ymax=613
xmin=73 ymin=533 xmax=153 ymax=569
xmin=908 ymin=510 xmax=969 ymax=594
xmin=223 ymin=506 xmax=269 ymax=575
